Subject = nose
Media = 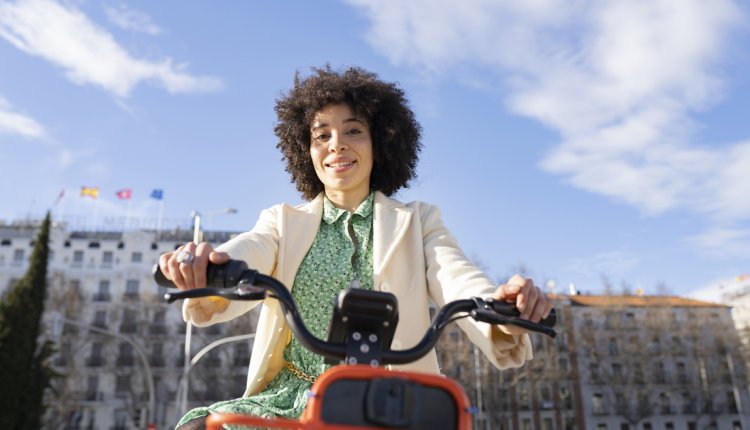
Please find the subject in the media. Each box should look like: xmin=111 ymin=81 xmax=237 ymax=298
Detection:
xmin=328 ymin=132 xmax=347 ymax=152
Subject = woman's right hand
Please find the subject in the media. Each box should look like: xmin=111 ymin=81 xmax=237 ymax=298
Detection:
xmin=158 ymin=242 xmax=230 ymax=290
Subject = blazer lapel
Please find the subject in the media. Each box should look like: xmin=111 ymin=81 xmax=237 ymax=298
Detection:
xmin=373 ymin=191 xmax=413 ymax=277
xmin=277 ymin=194 xmax=324 ymax=290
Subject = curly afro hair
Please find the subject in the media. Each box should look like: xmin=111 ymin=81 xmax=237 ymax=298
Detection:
xmin=274 ymin=66 xmax=422 ymax=200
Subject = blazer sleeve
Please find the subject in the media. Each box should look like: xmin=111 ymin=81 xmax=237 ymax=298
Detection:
xmin=419 ymin=202 xmax=533 ymax=369
xmin=182 ymin=204 xmax=281 ymax=326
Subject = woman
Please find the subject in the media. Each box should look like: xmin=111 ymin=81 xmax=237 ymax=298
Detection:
xmin=160 ymin=66 xmax=553 ymax=429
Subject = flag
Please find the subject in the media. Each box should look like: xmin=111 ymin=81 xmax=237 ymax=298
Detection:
xmin=116 ymin=188 xmax=133 ymax=200
xmin=80 ymin=186 xmax=99 ymax=199
xmin=53 ymin=189 xmax=65 ymax=205
xmin=150 ymin=189 xmax=164 ymax=200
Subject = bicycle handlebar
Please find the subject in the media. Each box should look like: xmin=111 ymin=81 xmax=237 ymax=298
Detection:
xmin=153 ymin=260 xmax=556 ymax=365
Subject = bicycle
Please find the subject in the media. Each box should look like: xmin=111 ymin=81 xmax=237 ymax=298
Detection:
xmin=154 ymin=259 xmax=556 ymax=429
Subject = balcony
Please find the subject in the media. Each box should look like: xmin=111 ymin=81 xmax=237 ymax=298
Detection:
xmin=92 ymin=293 xmax=111 ymax=302
xmin=116 ymin=356 xmax=135 ymax=366
xmin=149 ymin=324 xmax=168 ymax=335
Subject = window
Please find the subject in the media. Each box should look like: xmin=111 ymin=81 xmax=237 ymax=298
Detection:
xmin=654 ymin=362 xmax=666 ymax=383
xmin=125 ymin=279 xmax=139 ymax=297
xmin=131 ymin=252 xmax=142 ymax=263
xmin=115 ymin=374 xmax=131 ymax=397
xmin=86 ymin=375 xmax=99 ymax=400
xmin=676 ymin=362 xmax=687 ymax=382
xmin=117 ymin=343 xmax=134 ymax=366
xmin=12 ymin=249 xmax=24 ymax=263
xmin=615 ymin=392 xmax=627 ymax=410
xmin=609 ymin=338 xmax=619 ymax=356
xmin=87 ymin=342 xmax=104 ymax=367
xmin=102 ymin=251 xmax=113 ymax=265
xmin=597 ymin=424 xmax=607 ymax=430
xmin=121 ymin=309 xmax=137 ymax=333
xmin=151 ymin=310 xmax=167 ymax=334
xmin=150 ymin=343 xmax=164 ymax=367
xmin=643 ymin=423 xmax=652 ymax=430
xmin=73 ymin=250 xmax=84 ymax=264
xmin=541 ymin=386 xmax=553 ymax=409
xmin=688 ymin=422 xmax=696 ymax=430
xmin=543 ymin=418 xmax=554 ymax=430
xmin=560 ymin=387 xmax=573 ymax=409
xmin=559 ymin=358 xmax=569 ymax=372
xmin=612 ymin=363 xmax=623 ymax=380
xmin=519 ymin=386 xmax=530 ymax=410
xmin=665 ymin=423 xmax=674 ymax=430
xmin=522 ymin=419 xmax=532 ymax=430
xmin=650 ymin=335 xmax=661 ymax=353
xmin=93 ymin=311 xmax=107 ymax=329
xmin=728 ymin=391 xmax=739 ymax=413
xmin=621 ymin=424 xmax=630 ymax=430
xmin=634 ymin=363 xmax=644 ymax=382
xmin=593 ymin=393 xmax=605 ymax=415
xmin=234 ymin=343 xmax=250 ymax=366
xmin=733 ymin=421 xmax=741 ymax=430
xmin=88 ymin=241 xmax=100 ymax=248
xmin=590 ymin=362 xmax=601 ymax=382
xmin=94 ymin=281 xmax=111 ymax=302
xmin=682 ymin=392 xmax=694 ymax=413
xmin=660 ymin=392 xmax=671 ymax=414
xmin=0 ymin=239 xmax=11 ymax=246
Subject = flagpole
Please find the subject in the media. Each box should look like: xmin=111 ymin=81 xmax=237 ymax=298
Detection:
xmin=58 ymin=189 xmax=66 ymax=224
xmin=125 ymin=198 xmax=132 ymax=230
xmin=157 ymin=200 xmax=164 ymax=239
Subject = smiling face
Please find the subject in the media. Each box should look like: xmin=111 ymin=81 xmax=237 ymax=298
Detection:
xmin=309 ymin=103 xmax=373 ymax=208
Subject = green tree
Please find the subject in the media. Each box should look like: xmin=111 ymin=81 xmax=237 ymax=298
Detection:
xmin=0 ymin=212 xmax=57 ymax=429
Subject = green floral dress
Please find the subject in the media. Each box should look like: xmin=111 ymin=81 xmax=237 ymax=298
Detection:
xmin=176 ymin=193 xmax=375 ymax=428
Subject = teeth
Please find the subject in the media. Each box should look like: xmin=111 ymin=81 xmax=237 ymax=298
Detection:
xmin=328 ymin=161 xmax=353 ymax=168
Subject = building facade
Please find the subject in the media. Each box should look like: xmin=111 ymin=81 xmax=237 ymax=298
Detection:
xmin=3 ymin=219 xmax=749 ymax=429
xmin=0 ymin=221 xmax=257 ymax=430
xmin=437 ymin=294 xmax=750 ymax=430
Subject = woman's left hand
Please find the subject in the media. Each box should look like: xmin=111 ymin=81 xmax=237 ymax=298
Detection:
xmin=491 ymin=274 xmax=553 ymax=336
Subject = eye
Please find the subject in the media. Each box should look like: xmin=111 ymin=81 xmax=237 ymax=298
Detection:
xmin=346 ymin=128 xmax=362 ymax=135
xmin=313 ymin=133 xmax=330 ymax=142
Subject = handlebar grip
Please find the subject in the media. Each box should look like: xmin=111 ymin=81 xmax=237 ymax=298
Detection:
xmin=489 ymin=300 xmax=557 ymax=328
xmin=152 ymin=259 xmax=249 ymax=289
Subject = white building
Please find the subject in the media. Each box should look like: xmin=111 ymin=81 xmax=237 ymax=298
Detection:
xmin=0 ymin=220 xmax=257 ymax=430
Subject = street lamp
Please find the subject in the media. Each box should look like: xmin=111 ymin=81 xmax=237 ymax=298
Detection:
xmin=173 ymin=334 xmax=255 ymax=423
xmin=179 ymin=207 xmax=238 ymax=415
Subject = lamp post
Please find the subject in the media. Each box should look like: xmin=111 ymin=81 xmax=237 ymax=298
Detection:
xmin=179 ymin=207 xmax=238 ymax=415
xmin=173 ymin=334 xmax=256 ymax=422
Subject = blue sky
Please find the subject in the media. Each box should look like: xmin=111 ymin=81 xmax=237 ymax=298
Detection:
xmin=1 ymin=0 xmax=748 ymax=297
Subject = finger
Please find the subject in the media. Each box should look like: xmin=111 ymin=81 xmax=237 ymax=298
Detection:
xmin=209 ymin=251 xmax=230 ymax=264
xmin=193 ymin=242 xmax=214 ymax=289
xmin=519 ymin=281 xmax=538 ymax=320
xmin=158 ymin=252 xmax=174 ymax=280
xmin=527 ymin=292 xmax=548 ymax=323
xmin=179 ymin=242 xmax=197 ymax=289
xmin=167 ymin=246 xmax=187 ymax=290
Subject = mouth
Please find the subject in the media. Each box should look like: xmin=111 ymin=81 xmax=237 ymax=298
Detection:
xmin=325 ymin=160 xmax=356 ymax=170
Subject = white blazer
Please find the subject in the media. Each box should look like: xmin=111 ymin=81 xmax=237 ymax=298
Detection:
xmin=184 ymin=192 xmax=532 ymax=396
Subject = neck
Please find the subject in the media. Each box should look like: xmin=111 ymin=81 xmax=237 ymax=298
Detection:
xmin=325 ymin=188 xmax=370 ymax=212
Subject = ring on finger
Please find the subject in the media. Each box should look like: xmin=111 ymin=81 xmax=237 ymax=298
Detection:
xmin=176 ymin=250 xmax=194 ymax=265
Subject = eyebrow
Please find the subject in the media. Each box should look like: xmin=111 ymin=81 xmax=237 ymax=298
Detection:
xmin=311 ymin=117 xmax=364 ymax=131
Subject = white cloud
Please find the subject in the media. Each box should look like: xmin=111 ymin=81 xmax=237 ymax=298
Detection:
xmin=567 ymin=250 xmax=641 ymax=279
xmin=687 ymin=226 xmax=750 ymax=258
xmin=0 ymin=96 xmax=45 ymax=138
xmin=0 ymin=0 xmax=222 ymax=98
xmin=346 ymin=0 xmax=748 ymax=223
xmin=103 ymin=3 xmax=161 ymax=35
